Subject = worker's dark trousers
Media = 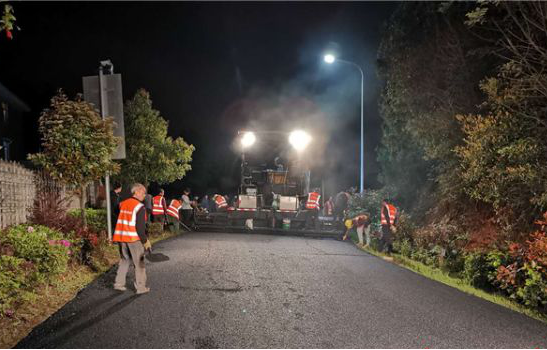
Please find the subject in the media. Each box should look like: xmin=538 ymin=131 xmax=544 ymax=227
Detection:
xmin=381 ymin=225 xmax=393 ymax=253
xmin=306 ymin=209 xmax=319 ymax=229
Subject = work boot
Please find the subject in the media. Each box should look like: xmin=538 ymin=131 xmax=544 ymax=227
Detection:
xmin=136 ymin=287 xmax=150 ymax=295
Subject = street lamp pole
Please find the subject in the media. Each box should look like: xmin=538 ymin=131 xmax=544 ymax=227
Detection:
xmin=325 ymin=55 xmax=365 ymax=193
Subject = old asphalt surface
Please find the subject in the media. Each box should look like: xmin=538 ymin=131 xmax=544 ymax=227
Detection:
xmin=16 ymin=232 xmax=547 ymax=348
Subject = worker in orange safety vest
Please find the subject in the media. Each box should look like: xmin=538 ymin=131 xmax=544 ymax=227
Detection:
xmin=166 ymin=197 xmax=182 ymax=234
xmin=152 ymin=189 xmax=168 ymax=227
xmin=305 ymin=188 xmax=321 ymax=229
xmin=213 ymin=194 xmax=228 ymax=211
xmin=380 ymin=199 xmax=398 ymax=254
xmin=112 ymin=183 xmax=151 ymax=294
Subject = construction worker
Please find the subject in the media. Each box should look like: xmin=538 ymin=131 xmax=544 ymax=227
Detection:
xmin=152 ymin=188 xmax=168 ymax=227
xmin=180 ymin=188 xmax=193 ymax=226
xmin=113 ymin=183 xmax=151 ymax=294
xmin=342 ymin=212 xmax=370 ymax=247
xmin=213 ymin=194 xmax=228 ymax=211
xmin=305 ymin=188 xmax=321 ymax=229
xmin=110 ymin=182 xmax=122 ymax=233
xmin=380 ymin=198 xmax=398 ymax=254
xmin=323 ymin=196 xmax=334 ymax=217
xmin=166 ymin=196 xmax=182 ymax=234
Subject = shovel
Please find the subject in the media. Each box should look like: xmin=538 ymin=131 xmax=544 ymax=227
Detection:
xmin=145 ymin=247 xmax=170 ymax=263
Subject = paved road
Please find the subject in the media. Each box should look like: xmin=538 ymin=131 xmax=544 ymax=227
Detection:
xmin=17 ymin=232 xmax=547 ymax=348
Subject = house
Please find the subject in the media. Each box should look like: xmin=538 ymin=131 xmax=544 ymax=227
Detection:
xmin=0 ymin=82 xmax=31 ymax=161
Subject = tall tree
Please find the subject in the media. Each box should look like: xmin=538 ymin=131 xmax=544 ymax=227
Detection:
xmin=29 ymin=91 xmax=120 ymax=226
xmin=116 ymin=89 xmax=194 ymax=186
xmin=456 ymin=2 xmax=547 ymax=231
xmin=377 ymin=2 xmax=490 ymax=214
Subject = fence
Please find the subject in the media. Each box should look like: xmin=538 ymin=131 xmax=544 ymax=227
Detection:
xmin=0 ymin=160 xmax=78 ymax=229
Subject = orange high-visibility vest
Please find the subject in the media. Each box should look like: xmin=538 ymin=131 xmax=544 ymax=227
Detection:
xmin=380 ymin=203 xmax=397 ymax=225
xmin=306 ymin=192 xmax=321 ymax=210
xmin=113 ymin=198 xmax=144 ymax=243
xmin=214 ymin=195 xmax=227 ymax=209
xmin=166 ymin=199 xmax=182 ymax=219
xmin=152 ymin=195 xmax=166 ymax=215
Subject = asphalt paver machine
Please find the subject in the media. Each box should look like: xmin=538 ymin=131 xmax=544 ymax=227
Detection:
xmin=194 ymin=130 xmax=343 ymax=238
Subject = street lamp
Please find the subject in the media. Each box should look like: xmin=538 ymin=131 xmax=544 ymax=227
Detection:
xmin=323 ymin=53 xmax=365 ymax=193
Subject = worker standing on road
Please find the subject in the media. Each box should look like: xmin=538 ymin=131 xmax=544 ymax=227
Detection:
xmin=113 ymin=183 xmax=151 ymax=294
xmin=110 ymin=182 xmax=122 ymax=233
xmin=181 ymin=188 xmax=193 ymax=226
xmin=166 ymin=196 xmax=182 ymax=234
xmin=152 ymin=189 xmax=168 ymax=228
xmin=144 ymin=192 xmax=153 ymax=224
xmin=305 ymin=188 xmax=321 ymax=229
xmin=380 ymin=199 xmax=398 ymax=254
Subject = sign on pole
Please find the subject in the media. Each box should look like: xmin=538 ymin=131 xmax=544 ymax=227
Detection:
xmin=83 ymin=74 xmax=126 ymax=159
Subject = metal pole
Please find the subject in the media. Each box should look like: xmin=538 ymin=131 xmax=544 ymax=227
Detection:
xmin=360 ymin=67 xmax=364 ymax=194
xmin=337 ymin=59 xmax=365 ymax=193
xmin=99 ymin=64 xmax=113 ymax=241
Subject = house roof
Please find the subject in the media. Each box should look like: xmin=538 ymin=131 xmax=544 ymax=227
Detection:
xmin=0 ymin=82 xmax=30 ymax=112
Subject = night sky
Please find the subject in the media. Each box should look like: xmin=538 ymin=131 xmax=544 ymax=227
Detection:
xmin=0 ymin=2 xmax=396 ymax=197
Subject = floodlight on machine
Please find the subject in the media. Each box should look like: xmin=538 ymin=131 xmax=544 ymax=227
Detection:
xmin=288 ymin=130 xmax=311 ymax=151
xmin=241 ymin=131 xmax=256 ymax=148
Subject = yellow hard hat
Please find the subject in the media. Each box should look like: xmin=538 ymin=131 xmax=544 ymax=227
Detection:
xmin=345 ymin=219 xmax=353 ymax=229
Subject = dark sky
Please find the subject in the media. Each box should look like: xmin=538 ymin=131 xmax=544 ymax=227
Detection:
xmin=0 ymin=1 xmax=396 ymax=196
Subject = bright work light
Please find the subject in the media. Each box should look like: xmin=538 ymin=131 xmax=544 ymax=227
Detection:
xmin=324 ymin=54 xmax=335 ymax=64
xmin=289 ymin=130 xmax=311 ymax=151
xmin=241 ymin=131 xmax=256 ymax=148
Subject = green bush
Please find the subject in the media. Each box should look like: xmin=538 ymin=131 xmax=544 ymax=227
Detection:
xmin=0 ymin=225 xmax=70 ymax=279
xmin=463 ymin=250 xmax=508 ymax=289
xmin=69 ymin=208 xmax=107 ymax=234
xmin=0 ymin=255 xmax=37 ymax=315
xmin=393 ymin=238 xmax=413 ymax=258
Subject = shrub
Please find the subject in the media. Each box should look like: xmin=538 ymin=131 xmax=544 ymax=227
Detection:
xmin=68 ymin=208 xmax=107 ymax=234
xmin=0 ymin=225 xmax=70 ymax=279
xmin=496 ymin=232 xmax=547 ymax=309
xmin=393 ymin=238 xmax=413 ymax=258
xmin=0 ymin=255 xmax=37 ymax=315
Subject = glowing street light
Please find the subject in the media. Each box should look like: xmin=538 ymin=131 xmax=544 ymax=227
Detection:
xmin=241 ymin=131 xmax=256 ymax=148
xmin=324 ymin=53 xmax=335 ymax=64
xmin=289 ymin=130 xmax=311 ymax=151
xmin=322 ymin=52 xmax=365 ymax=193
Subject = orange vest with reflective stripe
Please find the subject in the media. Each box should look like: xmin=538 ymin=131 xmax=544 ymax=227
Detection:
xmin=152 ymin=195 xmax=165 ymax=215
xmin=166 ymin=199 xmax=182 ymax=219
xmin=113 ymin=198 xmax=144 ymax=243
xmin=214 ymin=195 xmax=227 ymax=209
xmin=306 ymin=192 xmax=321 ymax=210
xmin=380 ymin=203 xmax=397 ymax=225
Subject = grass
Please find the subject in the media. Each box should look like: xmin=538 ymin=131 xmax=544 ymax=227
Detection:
xmin=0 ymin=230 xmax=181 ymax=348
xmin=350 ymin=236 xmax=547 ymax=325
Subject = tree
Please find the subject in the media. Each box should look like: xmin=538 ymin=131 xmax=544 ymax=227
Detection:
xmin=456 ymin=2 xmax=547 ymax=231
xmin=0 ymin=3 xmax=18 ymax=40
xmin=29 ymin=91 xmax=120 ymax=226
xmin=376 ymin=2 xmax=492 ymax=214
xmin=116 ymin=89 xmax=194 ymax=186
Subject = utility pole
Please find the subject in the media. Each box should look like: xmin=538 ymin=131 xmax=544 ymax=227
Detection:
xmin=99 ymin=60 xmax=113 ymax=241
